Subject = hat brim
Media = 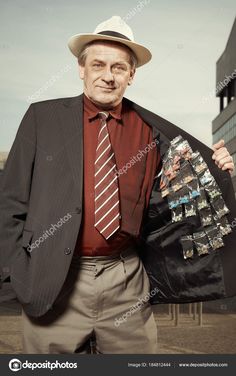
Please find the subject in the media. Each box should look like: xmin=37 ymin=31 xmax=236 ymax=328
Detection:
xmin=68 ymin=33 xmax=152 ymax=68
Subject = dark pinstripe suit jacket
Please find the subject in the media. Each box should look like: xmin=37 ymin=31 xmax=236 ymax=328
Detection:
xmin=1 ymin=94 xmax=236 ymax=317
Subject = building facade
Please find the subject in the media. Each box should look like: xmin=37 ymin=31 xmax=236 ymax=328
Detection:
xmin=212 ymin=17 xmax=236 ymax=195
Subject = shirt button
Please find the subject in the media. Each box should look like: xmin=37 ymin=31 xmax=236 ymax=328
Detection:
xmin=64 ymin=248 xmax=72 ymax=255
xmin=75 ymin=207 xmax=82 ymax=214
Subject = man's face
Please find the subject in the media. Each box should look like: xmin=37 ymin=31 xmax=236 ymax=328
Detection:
xmin=79 ymin=42 xmax=135 ymax=108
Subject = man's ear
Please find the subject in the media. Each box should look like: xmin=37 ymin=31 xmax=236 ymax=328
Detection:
xmin=128 ymin=68 xmax=136 ymax=86
xmin=79 ymin=64 xmax=85 ymax=80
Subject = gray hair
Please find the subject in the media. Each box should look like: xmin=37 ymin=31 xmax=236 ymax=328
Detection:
xmin=78 ymin=40 xmax=137 ymax=70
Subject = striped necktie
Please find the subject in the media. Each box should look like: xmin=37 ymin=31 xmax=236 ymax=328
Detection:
xmin=94 ymin=111 xmax=121 ymax=239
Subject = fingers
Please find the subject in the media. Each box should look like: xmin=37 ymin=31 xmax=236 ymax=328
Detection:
xmin=214 ymin=155 xmax=233 ymax=168
xmin=212 ymin=148 xmax=231 ymax=162
xmin=212 ymin=147 xmax=229 ymax=162
xmin=222 ymin=162 xmax=234 ymax=173
xmin=212 ymin=143 xmax=235 ymax=173
xmin=211 ymin=139 xmax=234 ymax=173
xmin=214 ymin=156 xmax=234 ymax=174
xmin=212 ymin=139 xmax=224 ymax=152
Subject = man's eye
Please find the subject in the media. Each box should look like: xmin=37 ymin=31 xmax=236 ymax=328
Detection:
xmin=114 ymin=66 xmax=125 ymax=71
xmin=93 ymin=63 xmax=102 ymax=68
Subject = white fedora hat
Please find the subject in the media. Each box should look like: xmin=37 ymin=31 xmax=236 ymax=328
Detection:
xmin=68 ymin=16 xmax=152 ymax=68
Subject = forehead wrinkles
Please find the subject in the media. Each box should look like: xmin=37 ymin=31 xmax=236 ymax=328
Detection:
xmin=87 ymin=46 xmax=130 ymax=63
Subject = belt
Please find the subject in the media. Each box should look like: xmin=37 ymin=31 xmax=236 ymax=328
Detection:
xmin=77 ymin=239 xmax=137 ymax=257
xmin=71 ymin=243 xmax=137 ymax=269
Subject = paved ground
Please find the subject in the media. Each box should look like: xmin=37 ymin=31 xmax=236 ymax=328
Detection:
xmin=1 ymin=306 xmax=236 ymax=354
xmin=156 ymin=312 xmax=236 ymax=354
xmin=1 ymin=285 xmax=236 ymax=354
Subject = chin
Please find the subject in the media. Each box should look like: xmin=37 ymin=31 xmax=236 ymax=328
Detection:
xmin=94 ymin=95 xmax=118 ymax=106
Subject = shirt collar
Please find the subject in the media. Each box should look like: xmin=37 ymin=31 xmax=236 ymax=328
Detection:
xmin=83 ymin=93 xmax=122 ymax=122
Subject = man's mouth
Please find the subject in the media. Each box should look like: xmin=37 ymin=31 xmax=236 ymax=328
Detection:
xmin=97 ymin=86 xmax=115 ymax=91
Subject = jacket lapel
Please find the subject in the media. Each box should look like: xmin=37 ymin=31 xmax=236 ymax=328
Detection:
xmin=57 ymin=95 xmax=84 ymax=197
xmin=125 ymin=98 xmax=170 ymax=159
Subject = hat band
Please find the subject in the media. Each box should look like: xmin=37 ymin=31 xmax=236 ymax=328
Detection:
xmin=97 ymin=30 xmax=131 ymax=41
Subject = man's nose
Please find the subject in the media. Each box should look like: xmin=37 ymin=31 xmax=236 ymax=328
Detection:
xmin=101 ymin=68 xmax=114 ymax=83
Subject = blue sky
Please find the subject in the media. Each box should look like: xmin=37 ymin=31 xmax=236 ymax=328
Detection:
xmin=0 ymin=0 xmax=236 ymax=150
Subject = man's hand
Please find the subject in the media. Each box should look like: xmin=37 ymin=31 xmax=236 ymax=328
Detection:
xmin=212 ymin=139 xmax=234 ymax=174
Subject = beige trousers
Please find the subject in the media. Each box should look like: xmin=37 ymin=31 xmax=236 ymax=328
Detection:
xmin=21 ymin=247 xmax=158 ymax=354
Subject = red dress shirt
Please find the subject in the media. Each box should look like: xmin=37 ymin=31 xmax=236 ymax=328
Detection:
xmin=74 ymin=94 xmax=160 ymax=256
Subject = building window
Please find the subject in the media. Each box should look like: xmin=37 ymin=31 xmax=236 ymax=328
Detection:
xmin=213 ymin=113 xmax=236 ymax=144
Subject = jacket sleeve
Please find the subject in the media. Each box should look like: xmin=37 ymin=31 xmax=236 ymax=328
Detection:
xmin=0 ymin=104 xmax=36 ymax=287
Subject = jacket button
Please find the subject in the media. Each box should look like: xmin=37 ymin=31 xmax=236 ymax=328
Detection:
xmin=75 ymin=206 xmax=82 ymax=214
xmin=64 ymin=248 xmax=72 ymax=255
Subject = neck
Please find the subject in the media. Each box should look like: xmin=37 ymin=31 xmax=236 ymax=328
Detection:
xmin=84 ymin=94 xmax=121 ymax=110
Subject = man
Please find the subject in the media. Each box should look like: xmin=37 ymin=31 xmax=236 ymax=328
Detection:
xmin=0 ymin=16 xmax=235 ymax=354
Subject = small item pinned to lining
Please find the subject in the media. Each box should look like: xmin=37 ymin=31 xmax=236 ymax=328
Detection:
xmin=171 ymin=206 xmax=183 ymax=222
xmin=178 ymin=185 xmax=190 ymax=205
xmin=180 ymin=235 xmax=194 ymax=259
xmin=197 ymin=188 xmax=208 ymax=210
xmin=205 ymin=226 xmax=224 ymax=250
xmin=190 ymin=151 xmax=208 ymax=174
xmin=199 ymin=169 xmax=214 ymax=186
xmin=199 ymin=206 xmax=214 ymax=227
xmin=188 ymin=178 xmax=200 ymax=199
xmin=161 ymin=187 xmax=171 ymax=198
xmin=181 ymin=162 xmax=194 ymax=184
xmin=171 ymin=172 xmax=183 ymax=192
xmin=204 ymin=180 xmax=222 ymax=200
xmin=210 ymin=196 xmax=230 ymax=218
xmin=167 ymin=190 xmax=180 ymax=209
xmin=213 ymin=215 xmax=232 ymax=236
xmin=184 ymin=200 xmax=197 ymax=217
xmin=193 ymin=231 xmax=210 ymax=256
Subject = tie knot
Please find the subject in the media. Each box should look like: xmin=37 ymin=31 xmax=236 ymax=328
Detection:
xmin=98 ymin=111 xmax=109 ymax=121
